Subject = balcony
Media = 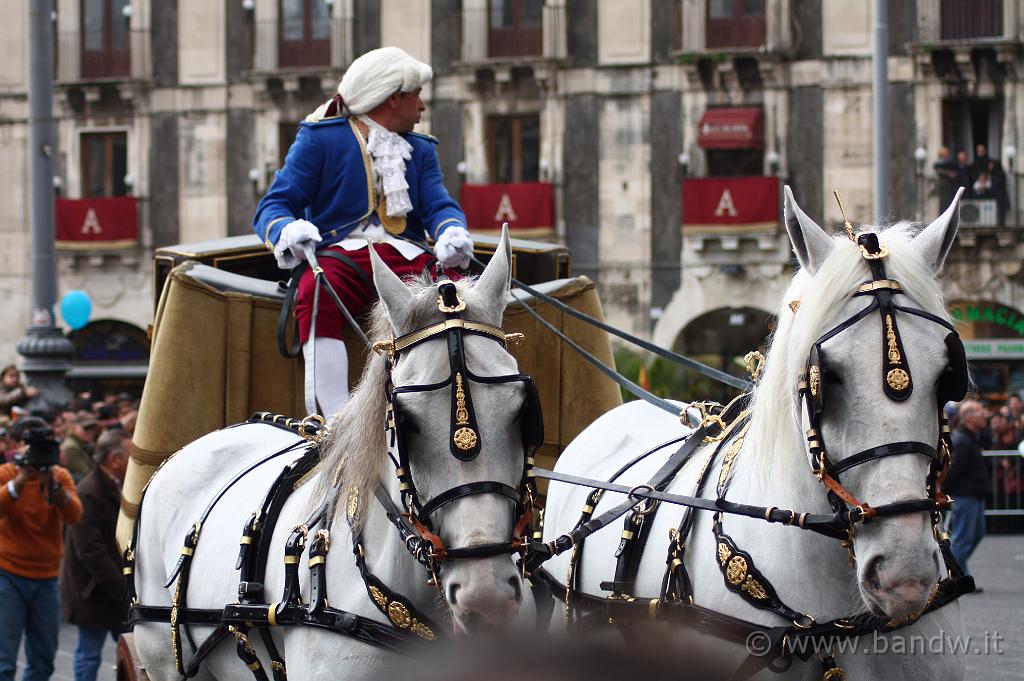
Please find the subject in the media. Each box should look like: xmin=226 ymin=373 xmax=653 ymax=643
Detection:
xmin=941 ymin=0 xmax=1003 ymax=40
xmin=460 ymin=1 xmax=566 ymax=63
xmin=252 ymin=16 xmax=352 ymax=73
xmin=682 ymin=176 xmax=781 ymax=255
xmin=56 ymin=197 xmax=138 ymax=251
xmin=56 ymin=30 xmax=150 ymax=82
xmin=460 ymin=182 xmax=555 ymax=238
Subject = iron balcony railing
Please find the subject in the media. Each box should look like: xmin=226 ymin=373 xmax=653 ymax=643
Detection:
xmin=252 ymin=16 xmax=352 ymax=72
xmin=460 ymin=2 xmax=566 ymax=62
xmin=983 ymin=450 xmax=1024 ymax=517
xmin=56 ymin=29 xmax=150 ymax=82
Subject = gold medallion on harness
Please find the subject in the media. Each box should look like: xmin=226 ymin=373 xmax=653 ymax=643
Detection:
xmin=726 ymin=555 xmax=749 ymax=585
xmin=454 ymin=427 xmax=478 ymax=451
xmin=387 ymin=601 xmax=413 ymax=629
xmin=741 ymin=576 xmax=768 ymax=600
xmin=410 ymin=621 xmax=436 ymax=640
xmin=809 ymin=366 xmax=821 ymax=397
xmin=887 ymin=368 xmax=910 ymax=391
xmin=369 ymin=586 xmax=388 ymax=610
xmin=717 ymin=542 xmax=731 ymax=566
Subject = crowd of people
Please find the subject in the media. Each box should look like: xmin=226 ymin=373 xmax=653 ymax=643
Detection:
xmin=0 ymin=364 xmax=135 ymax=681
xmin=933 ymin=143 xmax=1012 ymax=222
xmin=944 ymin=395 xmax=1024 ymax=592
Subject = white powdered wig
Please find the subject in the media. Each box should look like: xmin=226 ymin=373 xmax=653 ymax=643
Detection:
xmin=746 ymin=223 xmax=952 ymax=489
xmin=308 ymin=47 xmax=432 ymax=121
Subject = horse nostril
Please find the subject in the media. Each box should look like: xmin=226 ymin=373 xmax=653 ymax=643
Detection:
xmin=508 ymin=576 xmax=522 ymax=603
xmin=448 ymin=583 xmax=461 ymax=605
xmin=865 ymin=556 xmax=885 ymax=590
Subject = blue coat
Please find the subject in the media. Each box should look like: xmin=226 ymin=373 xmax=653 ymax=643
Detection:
xmin=253 ymin=117 xmax=466 ymax=250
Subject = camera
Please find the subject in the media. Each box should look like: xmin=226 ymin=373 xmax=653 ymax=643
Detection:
xmin=11 ymin=417 xmax=61 ymax=471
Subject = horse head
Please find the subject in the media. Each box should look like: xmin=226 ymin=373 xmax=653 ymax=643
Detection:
xmin=778 ymin=187 xmax=966 ymax=620
xmin=356 ymin=226 xmax=531 ymax=633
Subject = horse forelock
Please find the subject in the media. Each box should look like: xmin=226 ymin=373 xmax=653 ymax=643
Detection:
xmin=312 ymin=273 xmax=487 ymax=527
xmin=746 ymin=222 xmax=951 ymax=490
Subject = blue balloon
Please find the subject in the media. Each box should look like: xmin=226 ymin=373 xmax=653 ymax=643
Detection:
xmin=60 ymin=290 xmax=92 ymax=330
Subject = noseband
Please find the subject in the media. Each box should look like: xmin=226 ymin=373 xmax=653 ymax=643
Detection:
xmin=370 ymin=280 xmax=543 ymax=573
xmin=797 ymin=233 xmax=968 ymax=527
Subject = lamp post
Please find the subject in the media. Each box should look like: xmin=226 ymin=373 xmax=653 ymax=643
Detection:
xmin=1005 ymin=144 xmax=1018 ymax=230
xmin=17 ymin=0 xmax=74 ymax=411
xmin=914 ymin=146 xmax=928 ymax=222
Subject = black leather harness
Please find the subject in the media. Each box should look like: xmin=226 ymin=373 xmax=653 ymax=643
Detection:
xmin=520 ymin=236 xmax=974 ymax=680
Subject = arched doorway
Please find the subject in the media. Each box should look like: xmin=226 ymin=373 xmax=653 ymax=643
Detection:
xmin=668 ymin=306 xmax=773 ymax=403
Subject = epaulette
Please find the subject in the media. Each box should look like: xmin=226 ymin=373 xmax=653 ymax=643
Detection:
xmin=300 ymin=116 xmax=349 ymax=128
xmin=407 ymin=131 xmax=440 ymax=145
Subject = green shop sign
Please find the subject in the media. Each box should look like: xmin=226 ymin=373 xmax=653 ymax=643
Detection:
xmin=949 ymin=304 xmax=1024 ymax=337
xmin=962 ymin=340 xmax=1024 ymax=359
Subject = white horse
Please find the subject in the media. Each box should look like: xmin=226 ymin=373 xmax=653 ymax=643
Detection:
xmin=133 ymin=229 xmax=535 ymax=681
xmin=542 ymin=187 xmax=969 ymax=680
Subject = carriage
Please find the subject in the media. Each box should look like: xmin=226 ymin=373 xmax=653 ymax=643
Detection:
xmin=117 ymin=189 xmax=976 ymax=681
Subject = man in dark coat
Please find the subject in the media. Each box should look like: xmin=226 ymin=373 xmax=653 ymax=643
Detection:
xmin=946 ymin=400 xmax=990 ymax=584
xmin=60 ymin=430 xmax=129 ymax=681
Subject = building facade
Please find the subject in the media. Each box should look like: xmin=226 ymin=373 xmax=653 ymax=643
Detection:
xmin=1 ymin=0 xmax=1022 ymax=399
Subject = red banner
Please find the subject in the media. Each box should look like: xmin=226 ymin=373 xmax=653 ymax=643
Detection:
xmin=56 ymin=197 xmax=138 ymax=249
xmin=460 ymin=182 xmax=554 ymax=237
xmin=682 ymin=176 xmax=779 ymax=232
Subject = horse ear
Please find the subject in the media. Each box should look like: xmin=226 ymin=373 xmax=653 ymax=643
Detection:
xmin=912 ymin=187 xmax=963 ymax=273
xmin=369 ymin=244 xmax=413 ymax=330
xmin=784 ymin=185 xmax=834 ymax=275
xmin=474 ymin=224 xmax=511 ymax=312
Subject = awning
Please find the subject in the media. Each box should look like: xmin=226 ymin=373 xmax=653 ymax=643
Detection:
xmin=697 ymin=108 xmax=764 ymax=149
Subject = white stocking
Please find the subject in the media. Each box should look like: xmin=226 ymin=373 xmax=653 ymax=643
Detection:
xmin=302 ymin=337 xmax=349 ymax=417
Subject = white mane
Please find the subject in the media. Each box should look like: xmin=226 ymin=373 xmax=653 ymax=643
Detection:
xmin=747 ymin=223 xmax=952 ymax=487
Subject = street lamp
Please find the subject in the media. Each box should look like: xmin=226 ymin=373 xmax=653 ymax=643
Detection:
xmin=1005 ymin=144 xmax=1018 ymax=230
xmin=766 ymin=149 xmax=780 ymax=176
xmin=678 ymin=152 xmax=690 ymax=177
xmin=914 ymin=146 xmax=928 ymax=222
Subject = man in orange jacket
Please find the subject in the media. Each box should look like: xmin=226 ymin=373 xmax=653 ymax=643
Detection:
xmin=0 ymin=417 xmax=82 ymax=681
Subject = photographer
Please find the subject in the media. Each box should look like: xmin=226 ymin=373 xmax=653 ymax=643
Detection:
xmin=0 ymin=417 xmax=82 ymax=681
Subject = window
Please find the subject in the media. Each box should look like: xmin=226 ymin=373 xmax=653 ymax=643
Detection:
xmin=278 ymin=0 xmax=331 ymax=68
xmin=81 ymin=0 xmax=130 ymax=78
xmin=488 ymin=0 xmax=543 ymax=58
xmin=705 ymin=0 xmax=765 ymax=49
xmin=486 ymin=116 xmax=540 ymax=184
xmin=81 ymin=132 xmax=127 ymax=197
xmin=941 ymin=0 xmax=1002 ymax=40
xmin=705 ymin=150 xmax=763 ymax=177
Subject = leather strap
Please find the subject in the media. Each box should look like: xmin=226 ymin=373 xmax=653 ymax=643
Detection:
xmin=828 ymin=441 xmax=939 ymax=479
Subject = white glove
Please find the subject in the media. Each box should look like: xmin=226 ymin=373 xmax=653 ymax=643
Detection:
xmin=274 ymin=219 xmax=322 ymax=269
xmin=434 ymin=226 xmax=474 ymax=270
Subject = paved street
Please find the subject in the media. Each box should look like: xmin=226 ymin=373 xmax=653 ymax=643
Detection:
xmin=10 ymin=535 xmax=1021 ymax=680
xmin=959 ymin=534 xmax=1024 ymax=680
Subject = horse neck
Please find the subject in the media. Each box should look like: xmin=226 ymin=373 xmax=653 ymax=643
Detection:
xmin=357 ymin=473 xmax=443 ymax=616
xmin=722 ymin=412 xmax=860 ymax=616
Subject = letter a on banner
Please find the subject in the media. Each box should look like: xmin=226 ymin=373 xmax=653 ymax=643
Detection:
xmin=714 ymin=189 xmax=738 ymax=217
xmin=494 ymin=193 xmax=519 ymax=222
xmin=81 ymin=207 xmax=103 ymax=235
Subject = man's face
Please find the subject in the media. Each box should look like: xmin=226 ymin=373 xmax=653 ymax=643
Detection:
xmin=976 ymin=144 xmax=987 ymax=158
xmin=957 ymin=151 xmax=968 ymax=164
xmin=393 ymin=88 xmax=425 ymax=133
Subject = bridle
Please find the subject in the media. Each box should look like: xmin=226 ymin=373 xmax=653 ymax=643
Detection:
xmin=797 ymin=232 xmax=969 ymax=532
xmin=370 ymin=279 xmax=543 ymax=573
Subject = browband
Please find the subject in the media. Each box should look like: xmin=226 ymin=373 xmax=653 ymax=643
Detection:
xmin=373 ymin=319 xmax=518 ymax=357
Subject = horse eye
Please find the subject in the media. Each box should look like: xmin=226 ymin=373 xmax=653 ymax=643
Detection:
xmin=823 ymin=368 xmax=843 ymax=385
